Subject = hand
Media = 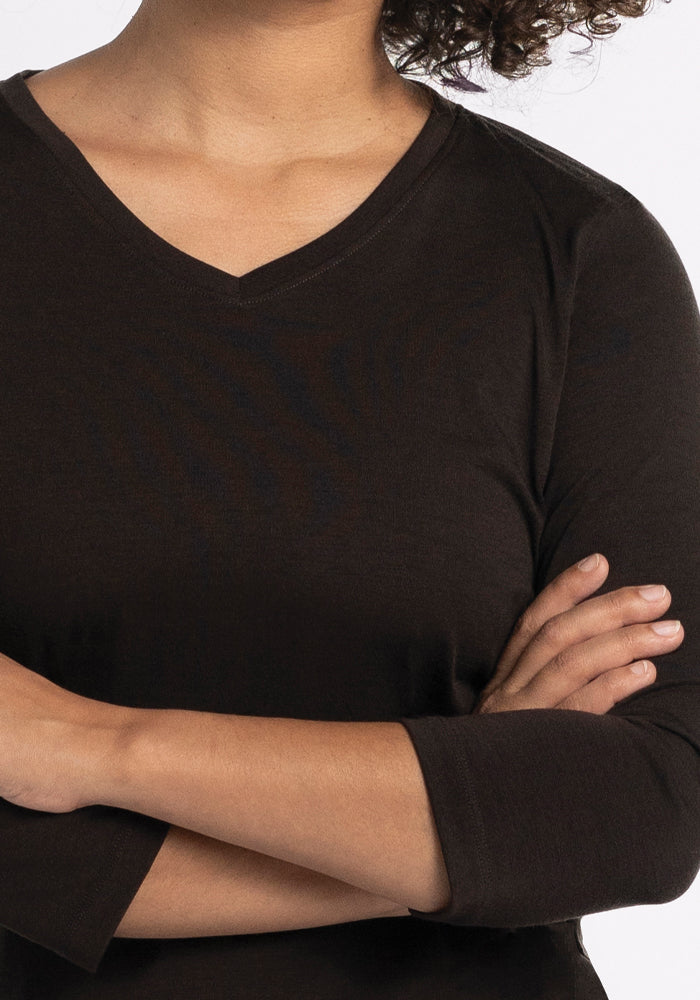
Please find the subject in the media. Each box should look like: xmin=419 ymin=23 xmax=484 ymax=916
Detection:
xmin=0 ymin=651 xmax=122 ymax=813
xmin=474 ymin=553 xmax=684 ymax=715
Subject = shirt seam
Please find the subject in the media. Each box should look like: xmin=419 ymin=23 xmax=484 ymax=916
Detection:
xmin=1 ymin=91 xmax=462 ymax=310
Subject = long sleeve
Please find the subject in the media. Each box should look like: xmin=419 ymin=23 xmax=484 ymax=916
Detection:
xmin=399 ymin=192 xmax=700 ymax=927
xmin=0 ymin=799 xmax=168 ymax=971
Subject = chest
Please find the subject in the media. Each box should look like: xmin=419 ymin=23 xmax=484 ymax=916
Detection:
xmin=0 ymin=118 xmax=557 ymax=720
xmin=0 ymin=296 xmax=540 ymax=718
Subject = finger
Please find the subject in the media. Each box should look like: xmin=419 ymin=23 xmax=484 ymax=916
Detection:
xmin=519 ymin=619 xmax=684 ymax=708
xmin=556 ymin=660 xmax=657 ymax=714
xmin=501 ymin=583 xmax=672 ymax=694
xmin=486 ymin=553 xmax=609 ymax=692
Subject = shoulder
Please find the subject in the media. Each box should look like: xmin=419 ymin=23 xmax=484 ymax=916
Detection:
xmin=449 ymin=103 xmax=636 ymax=227
xmin=442 ymin=103 xmax=686 ymax=291
xmin=456 ymin=105 xmax=632 ymax=206
xmin=0 ymin=72 xmax=41 ymax=181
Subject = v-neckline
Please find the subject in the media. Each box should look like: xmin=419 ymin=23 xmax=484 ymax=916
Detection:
xmin=0 ymin=69 xmax=462 ymax=306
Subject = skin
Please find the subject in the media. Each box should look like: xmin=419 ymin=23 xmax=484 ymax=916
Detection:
xmin=25 ymin=0 xmax=434 ymax=283
xmin=27 ymin=0 xmax=433 ymax=166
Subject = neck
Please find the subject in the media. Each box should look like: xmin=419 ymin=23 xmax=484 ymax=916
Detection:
xmin=76 ymin=0 xmax=427 ymax=161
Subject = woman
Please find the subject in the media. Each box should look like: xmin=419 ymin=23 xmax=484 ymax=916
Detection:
xmin=0 ymin=1 xmax=698 ymax=998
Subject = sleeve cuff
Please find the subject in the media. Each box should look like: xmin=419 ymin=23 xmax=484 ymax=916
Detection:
xmin=0 ymin=801 xmax=169 ymax=972
xmin=399 ymin=715 xmax=494 ymax=925
xmin=63 ymin=808 xmax=170 ymax=972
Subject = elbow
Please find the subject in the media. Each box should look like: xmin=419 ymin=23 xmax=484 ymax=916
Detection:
xmin=631 ymin=795 xmax=700 ymax=909
xmin=647 ymin=750 xmax=700 ymax=906
xmin=623 ymin=720 xmax=700 ymax=909
xmin=648 ymin=841 xmax=700 ymax=907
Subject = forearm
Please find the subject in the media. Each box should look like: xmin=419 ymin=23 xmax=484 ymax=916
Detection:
xmin=99 ymin=711 xmax=451 ymax=913
xmin=115 ymin=825 xmax=410 ymax=938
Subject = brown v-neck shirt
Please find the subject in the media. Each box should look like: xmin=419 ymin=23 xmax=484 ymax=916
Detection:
xmin=0 ymin=67 xmax=698 ymax=1000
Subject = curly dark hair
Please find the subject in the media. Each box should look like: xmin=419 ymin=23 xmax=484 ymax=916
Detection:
xmin=379 ymin=0 xmax=671 ymax=93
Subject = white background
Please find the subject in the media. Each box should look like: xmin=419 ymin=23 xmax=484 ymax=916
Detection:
xmin=1 ymin=2 xmax=698 ymax=998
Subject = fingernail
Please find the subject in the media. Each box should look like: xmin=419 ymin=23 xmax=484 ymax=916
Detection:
xmin=631 ymin=661 xmax=649 ymax=675
xmin=577 ymin=553 xmax=600 ymax=572
xmin=639 ymin=585 xmax=667 ymax=602
xmin=651 ymin=620 xmax=681 ymax=636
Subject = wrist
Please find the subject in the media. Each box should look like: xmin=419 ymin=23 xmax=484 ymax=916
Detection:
xmin=90 ymin=704 xmax=190 ymax=816
xmin=77 ymin=698 xmax=144 ymax=809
